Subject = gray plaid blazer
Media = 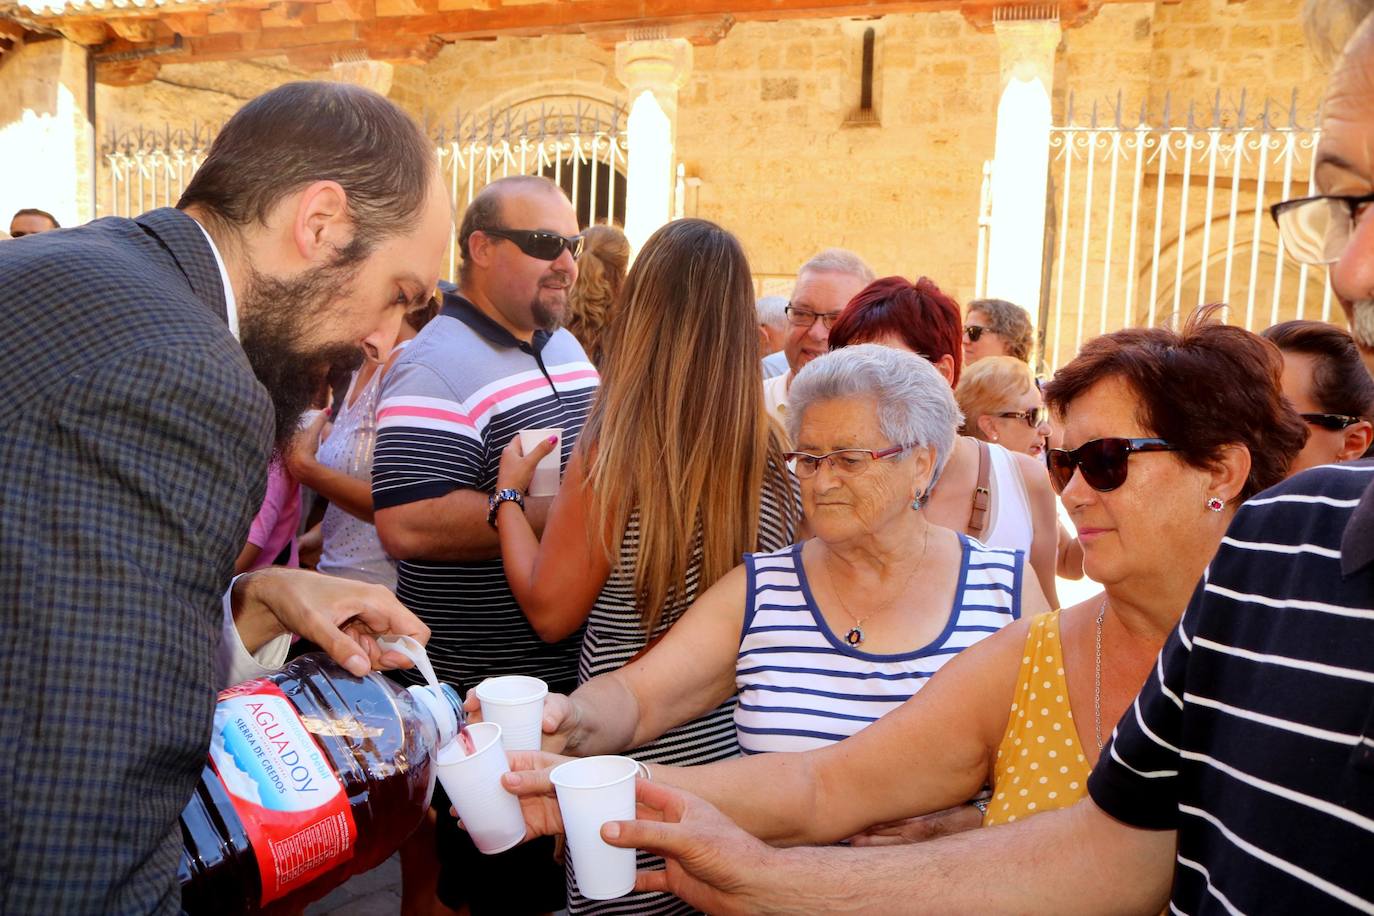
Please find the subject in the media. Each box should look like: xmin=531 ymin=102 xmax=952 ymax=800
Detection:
xmin=0 ymin=208 xmax=274 ymax=913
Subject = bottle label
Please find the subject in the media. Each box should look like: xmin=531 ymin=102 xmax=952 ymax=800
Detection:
xmin=207 ymin=679 xmax=358 ymax=905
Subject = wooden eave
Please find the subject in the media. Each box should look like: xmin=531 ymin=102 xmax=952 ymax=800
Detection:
xmin=0 ymin=0 xmax=1138 ymax=85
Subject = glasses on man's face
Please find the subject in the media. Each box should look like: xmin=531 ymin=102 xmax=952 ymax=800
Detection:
xmin=1301 ymin=412 xmax=1364 ymax=431
xmin=784 ymin=305 xmax=842 ymax=330
xmin=964 ymin=324 xmax=989 ymax=343
xmin=1270 ymin=193 xmax=1374 ymax=266
xmin=784 ymin=444 xmax=913 ymax=479
xmin=481 ymin=227 xmax=584 ymax=261
xmin=997 ymin=407 xmax=1049 ymax=429
xmin=1045 ymin=437 xmax=1178 ymax=493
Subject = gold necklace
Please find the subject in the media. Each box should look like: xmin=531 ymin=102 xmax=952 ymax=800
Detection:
xmin=825 ymin=525 xmax=931 ymax=647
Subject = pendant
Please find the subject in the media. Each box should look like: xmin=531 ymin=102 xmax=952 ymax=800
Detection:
xmin=845 ymin=626 xmax=865 ymax=647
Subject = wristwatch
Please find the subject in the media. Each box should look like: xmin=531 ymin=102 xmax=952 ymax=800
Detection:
xmin=487 ymin=488 xmax=525 ymax=529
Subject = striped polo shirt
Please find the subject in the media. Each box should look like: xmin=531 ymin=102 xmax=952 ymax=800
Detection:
xmin=735 ymin=535 xmax=1024 ymax=754
xmin=1089 ymin=460 xmax=1374 ymax=914
xmin=371 ymin=293 xmax=599 ymax=692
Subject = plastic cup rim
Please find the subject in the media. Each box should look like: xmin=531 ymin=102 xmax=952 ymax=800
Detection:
xmin=476 ymin=675 xmax=549 ymax=706
xmin=436 ymin=720 xmax=503 ymax=763
xmin=549 ymin=755 xmax=647 ymax=790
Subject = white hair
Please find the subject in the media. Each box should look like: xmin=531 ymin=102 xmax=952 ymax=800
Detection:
xmin=756 ymin=294 xmax=790 ymax=331
xmin=798 ymin=248 xmax=876 ymax=285
xmin=786 ymin=343 xmax=963 ymax=485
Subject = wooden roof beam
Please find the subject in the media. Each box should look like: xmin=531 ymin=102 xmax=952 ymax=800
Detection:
xmin=395 ymin=0 xmax=963 ymax=40
xmin=162 ymin=11 xmax=210 ymax=35
xmin=108 ymin=16 xmax=160 ymax=41
xmin=56 ymin=18 xmax=108 ymax=44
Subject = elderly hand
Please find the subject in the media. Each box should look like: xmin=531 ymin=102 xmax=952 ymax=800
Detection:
xmin=601 ymin=780 xmax=791 ymax=916
xmin=497 ymin=433 xmax=557 ymax=495
xmin=847 ymin=804 xmax=984 ymax=846
xmin=231 ymin=567 xmax=431 ymax=675
xmin=460 ymin=689 xmax=577 ymax=753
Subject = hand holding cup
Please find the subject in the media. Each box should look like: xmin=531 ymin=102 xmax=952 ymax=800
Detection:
xmin=497 ymin=432 xmax=560 ymax=495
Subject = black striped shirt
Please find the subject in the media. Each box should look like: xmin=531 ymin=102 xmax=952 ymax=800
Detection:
xmin=1088 ymin=460 xmax=1374 ymax=914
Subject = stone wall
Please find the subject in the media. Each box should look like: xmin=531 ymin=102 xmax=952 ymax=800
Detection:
xmin=75 ymin=0 xmax=1325 ymax=347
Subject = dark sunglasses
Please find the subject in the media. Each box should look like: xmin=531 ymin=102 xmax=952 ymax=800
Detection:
xmin=997 ymin=407 xmax=1049 ymax=429
xmin=964 ymin=324 xmax=988 ymax=342
xmin=1301 ymin=412 xmax=1364 ymax=431
xmin=1045 ymin=437 xmax=1178 ymax=493
xmin=481 ymin=227 xmax=584 ymax=261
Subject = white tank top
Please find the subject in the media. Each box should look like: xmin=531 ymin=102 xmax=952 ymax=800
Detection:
xmin=981 ymin=442 xmax=1035 ymax=556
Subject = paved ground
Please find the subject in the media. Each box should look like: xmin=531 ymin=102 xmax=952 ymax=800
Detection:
xmin=305 ymin=855 xmax=402 ymax=916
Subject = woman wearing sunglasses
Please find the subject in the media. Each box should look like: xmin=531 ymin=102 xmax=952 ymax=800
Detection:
xmin=955 ymin=356 xmax=1052 ymax=459
xmin=962 ymin=298 xmax=1034 ymax=365
xmin=828 ymin=277 xmax=1061 ymax=609
xmin=500 ymin=308 xmax=1306 ymax=852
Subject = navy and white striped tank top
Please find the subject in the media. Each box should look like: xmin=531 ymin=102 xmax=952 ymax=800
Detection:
xmin=735 ymin=534 xmax=1024 ymax=754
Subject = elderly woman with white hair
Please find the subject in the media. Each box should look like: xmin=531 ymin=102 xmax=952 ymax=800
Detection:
xmin=533 ymin=344 xmax=1049 ymax=763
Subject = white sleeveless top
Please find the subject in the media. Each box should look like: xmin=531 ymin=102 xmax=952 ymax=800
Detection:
xmin=316 ymin=354 xmax=402 ymax=590
xmin=981 ymin=442 xmax=1034 ymax=556
xmin=734 ymin=535 xmax=1024 ymax=755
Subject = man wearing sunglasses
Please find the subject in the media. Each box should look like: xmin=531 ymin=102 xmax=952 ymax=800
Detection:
xmin=763 ymin=248 xmax=875 ymax=422
xmin=1261 ymin=319 xmax=1374 ymax=472
xmin=372 ymin=174 xmax=597 ymax=915
xmin=573 ymin=8 xmax=1374 ymax=912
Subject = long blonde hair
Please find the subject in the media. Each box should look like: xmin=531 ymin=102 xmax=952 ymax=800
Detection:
xmin=566 ymin=224 xmax=630 ymax=365
xmin=582 ymin=218 xmax=794 ymax=632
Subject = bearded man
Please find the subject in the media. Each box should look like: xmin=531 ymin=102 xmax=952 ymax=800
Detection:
xmin=0 ymin=81 xmax=446 ymax=912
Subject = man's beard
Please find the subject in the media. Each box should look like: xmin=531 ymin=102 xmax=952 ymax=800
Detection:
xmin=239 ymin=259 xmax=366 ymax=453
xmin=529 ymin=269 xmax=572 ymax=331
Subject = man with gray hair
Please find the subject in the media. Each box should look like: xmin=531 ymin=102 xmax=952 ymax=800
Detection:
xmin=763 ymin=248 xmax=875 ymax=423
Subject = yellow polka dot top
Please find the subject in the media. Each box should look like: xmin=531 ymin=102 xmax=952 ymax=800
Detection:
xmin=984 ymin=609 xmax=1092 ymax=827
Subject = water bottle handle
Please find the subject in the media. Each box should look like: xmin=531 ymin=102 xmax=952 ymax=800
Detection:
xmin=377 ymin=635 xmax=441 ymax=688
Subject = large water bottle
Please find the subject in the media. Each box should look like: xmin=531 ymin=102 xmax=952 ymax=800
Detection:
xmin=177 ymin=653 xmax=463 ymax=914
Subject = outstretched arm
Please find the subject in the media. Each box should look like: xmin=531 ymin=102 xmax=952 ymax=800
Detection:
xmin=608 ymin=781 xmax=1176 ymax=916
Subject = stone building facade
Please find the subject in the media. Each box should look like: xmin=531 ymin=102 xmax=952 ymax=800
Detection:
xmin=0 ymin=0 xmax=1330 ymax=366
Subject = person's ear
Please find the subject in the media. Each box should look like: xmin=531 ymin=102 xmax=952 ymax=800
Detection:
xmin=910 ymin=445 xmax=938 ymax=502
xmin=468 ymin=229 xmax=498 ymax=270
xmin=292 ymin=180 xmax=351 ymax=264
xmin=932 ymin=353 xmax=956 ymax=385
xmin=1338 ymin=420 xmax=1374 ymax=462
xmin=1207 ymin=444 xmax=1252 ymax=508
xmin=975 ymin=414 xmax=998 ymax=442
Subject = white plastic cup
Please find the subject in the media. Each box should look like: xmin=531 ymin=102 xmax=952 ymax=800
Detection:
xmin=475 ymin=675 xmax=549 ymax=752
xmin=550 ymin=755 xmax=649 ymax=900
xmin=434 ymin=722 xmax=526 ymax=855
xmin=518 ymin=428 xmax=563 ymax=497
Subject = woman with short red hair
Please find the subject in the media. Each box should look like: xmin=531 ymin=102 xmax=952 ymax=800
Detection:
xmin=829 ymin=276 xmax=1060 ymax=608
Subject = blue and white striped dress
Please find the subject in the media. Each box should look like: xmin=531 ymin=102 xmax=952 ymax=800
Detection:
xmin=735 ymin=535 xmax=1024 ymax=754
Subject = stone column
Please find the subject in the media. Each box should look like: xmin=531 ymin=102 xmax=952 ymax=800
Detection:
xmin=615 ymin=35 xmax=691 ymax=255
xmin=984 ymin=16 xmax=1060 ymax=318
xmin=0 ymin=37 xmax=94 ymax=227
